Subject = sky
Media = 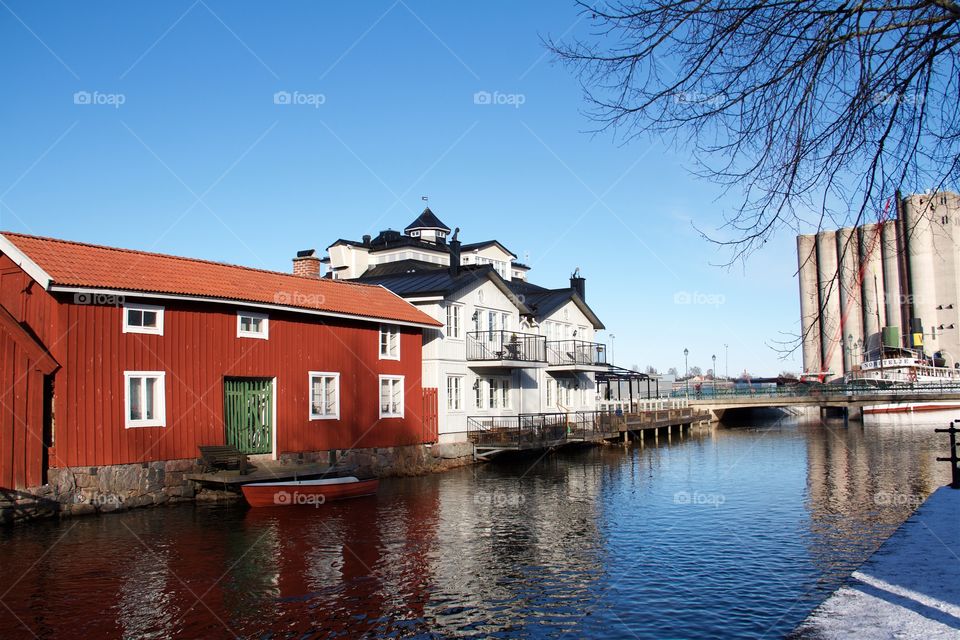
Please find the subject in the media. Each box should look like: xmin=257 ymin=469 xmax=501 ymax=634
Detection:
xmin=0 ymin=1 xmax=805 ymax=377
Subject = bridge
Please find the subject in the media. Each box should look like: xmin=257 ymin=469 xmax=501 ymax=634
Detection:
xmin=675 ymin=382 xmax=960 ymax=421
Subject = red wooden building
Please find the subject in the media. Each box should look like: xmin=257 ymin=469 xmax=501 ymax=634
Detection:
xmin=0 ymin=232 xmax=442 ymax=490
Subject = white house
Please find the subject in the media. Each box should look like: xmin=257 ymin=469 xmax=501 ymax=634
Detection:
xmin=320 ymin=208 xmax=608 ymax=443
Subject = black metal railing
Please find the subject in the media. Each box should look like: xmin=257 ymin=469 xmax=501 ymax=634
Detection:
xmin=670 ymin=380 xmax=960 ymax=400
xmin=546 ymin=340 xmax=608 ymax=366
xmin=467 ymin=409 xmax=627 ymax=447
xmin=466 ymin=330 xmax=547 ymax=363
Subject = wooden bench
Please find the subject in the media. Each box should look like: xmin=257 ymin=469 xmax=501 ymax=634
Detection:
xmin=198 ymin=445 xmax=250 ymax=475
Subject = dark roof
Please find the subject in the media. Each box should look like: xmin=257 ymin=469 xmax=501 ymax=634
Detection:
xmin=460 ymin=239 xmax=517 ymax=258
xmin=327 ymin=231 xmax=452 ymax=254
xmin=357 ymin=264 xmax=531 ymax=312
xmin=506 ymin=281 xmax=605 ymax=330
xmin=360 ymin=259 xmax=447 ymax=278
xmin=404 ymin=207 xmax=451 ymax=233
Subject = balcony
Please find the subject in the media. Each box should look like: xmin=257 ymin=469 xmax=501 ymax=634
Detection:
xmin=466 ymin=330 xmax=547 ymax=368
xmin=546 ymin=339 xmax=609 ymax=372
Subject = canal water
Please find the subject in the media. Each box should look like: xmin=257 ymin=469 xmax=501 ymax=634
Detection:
xmin=0 ymin=414 xmax=951 ymax=639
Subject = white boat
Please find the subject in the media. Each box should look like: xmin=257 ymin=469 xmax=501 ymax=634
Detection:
xmin=846 ymin=347 xmax=960 ymax=414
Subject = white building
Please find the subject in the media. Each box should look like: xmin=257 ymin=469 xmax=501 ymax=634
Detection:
xmin=321 ymin=208 xmax=608 ymax=442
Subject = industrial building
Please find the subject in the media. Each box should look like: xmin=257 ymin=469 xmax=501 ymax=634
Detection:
xmin=797 ymin=191 xmax=960 ymax=379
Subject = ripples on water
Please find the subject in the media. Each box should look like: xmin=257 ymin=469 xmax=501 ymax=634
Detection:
xmin=0 ymin=414 xmax=951 ymax=639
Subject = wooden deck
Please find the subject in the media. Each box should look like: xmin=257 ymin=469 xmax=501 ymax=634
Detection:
xmin=469 ymin=407 xmax=711 ymax=460
xmin=185 ymin=461 xmax=351 ymax=486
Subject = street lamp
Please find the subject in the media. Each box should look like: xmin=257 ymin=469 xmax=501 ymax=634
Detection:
xmin=724 ymin=343 xmax=729 ymax=379
xmin=684 ymin=347 xmax=689 ymax=399
xmin=610 ymin=333 xmax=616 ymax=366
xmin=712 ymin=354 xmax=717 ymax=395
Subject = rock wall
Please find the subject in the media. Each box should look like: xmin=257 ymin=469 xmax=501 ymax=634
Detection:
xmin=1 ymin=443 xmax=475 ymax=525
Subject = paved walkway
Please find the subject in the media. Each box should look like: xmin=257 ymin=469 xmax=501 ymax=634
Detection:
xmin=793 ymin=486 xmax=960 ymax=639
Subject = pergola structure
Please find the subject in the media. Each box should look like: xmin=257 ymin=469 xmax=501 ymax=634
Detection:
xmin=596 ymin=365 xmax=660 ymax=401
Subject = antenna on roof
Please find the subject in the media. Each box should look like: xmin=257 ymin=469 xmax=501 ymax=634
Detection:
xmin=421 ymin=195 xmax=428 ymax=202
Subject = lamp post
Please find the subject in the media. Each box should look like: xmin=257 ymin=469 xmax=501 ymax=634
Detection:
xmin=684 ymin=347 xmax=689 ymax=399
xmin=712 ymin=354 xmax=717 ymax=395
xmin=610 ymin=333 xmax=616 ymax=367
xmin=724 ymin=343 xmax=729 ymax=379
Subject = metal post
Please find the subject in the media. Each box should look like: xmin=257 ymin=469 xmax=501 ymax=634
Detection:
xmin=935 ymin=422 xmax=960 ymax=488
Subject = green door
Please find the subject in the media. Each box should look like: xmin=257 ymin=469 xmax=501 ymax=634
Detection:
xmin=224 ymin=378 xmax=273 ymax=454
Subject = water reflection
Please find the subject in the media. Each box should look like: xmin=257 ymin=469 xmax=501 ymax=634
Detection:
xmin=0 ymin=416 xmax=952 ymax=639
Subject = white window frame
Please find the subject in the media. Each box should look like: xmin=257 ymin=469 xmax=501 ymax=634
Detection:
xmin=122 ymin=303 xmax=164 ymax=335
xmin=124 ymin=371 xmax=166 ymax=428
xmin=501 ymin=378 xmax=511 ymax=409
xmin=379 ymin=375 xmax=404 ymax=418
xmin=446 ymin=304 xmax=462 ymax=339
xmin=379 ymin=325 xmax=400 ymax=360
xmin=237 ymin=311 xmax=269 ymax=340
xmin=308 ymin=372 xmax=340 ymax=420
xmin=447 ymin=375 xmax=463 ymax=411
xmin=474 ymin=378 xmax=484 ymax=409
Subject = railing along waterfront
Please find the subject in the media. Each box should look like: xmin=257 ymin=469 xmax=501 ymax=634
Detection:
xmin=466 ymin=330 xmax=547 ymax=363
xmin=467 ymin=410 xmax=626 ymax=448
xmin=546 ymin=340 xmax=607 ymax=366
xmin=669 ymin=380 xmax=960 ymax=400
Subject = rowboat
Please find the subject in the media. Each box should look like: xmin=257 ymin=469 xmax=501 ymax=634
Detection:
xmin=241 ymin=476 xmax=379 ymax=507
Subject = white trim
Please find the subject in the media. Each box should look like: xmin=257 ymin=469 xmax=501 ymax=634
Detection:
xmin=237 ymin=310 xmax=269 ymax=339
xmin=270 ymin=377 xmax=278 ymax=460
xmin=122 ymin=303 xmax=164 ymax=335
xmin=0 ymin=234 xmax=53 ymax=288
xmin=403 ymin=296 xmax=445 ymax=303
xmin=379 ymin=375 xmax=404 ymax=418
xmin=47 ymin=285 xmax=440 ymax=329
xmin=308 ymin=371 xmax=340 ymax=420
xmin=379 ymin=324 xmax=401 ymax=360
xmin=123 ymin=371 xmax=166 ymax=428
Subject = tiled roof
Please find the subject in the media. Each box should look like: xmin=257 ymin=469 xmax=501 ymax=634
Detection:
xmin=1 ymin=232 xmax=441 ymax=327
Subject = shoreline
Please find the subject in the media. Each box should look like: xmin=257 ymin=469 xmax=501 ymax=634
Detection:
xmin=791 ymin=485 xmax=960 ymax=639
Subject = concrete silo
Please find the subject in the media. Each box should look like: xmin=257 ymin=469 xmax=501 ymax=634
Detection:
xmin=816 ymin=230 xmax=844 ymax=378
xmin=797 ymin=234 xmax=822 ymax=373
xmin=858 ymin=222 xmax=885 ymax=357
xmin=836 ymin=227 xmax=863 ymax=372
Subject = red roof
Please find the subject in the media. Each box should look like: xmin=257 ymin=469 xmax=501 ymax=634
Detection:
xmin=1 ymin=232 xmax=441 ymax=327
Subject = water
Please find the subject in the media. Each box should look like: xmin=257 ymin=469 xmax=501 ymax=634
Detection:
xmin=0 ymin=415 xmax=952 ymax=639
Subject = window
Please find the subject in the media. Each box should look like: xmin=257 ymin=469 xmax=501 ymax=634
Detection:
xmin=123 ymin=303 xmax=164 ymax=335
xmin=446 ymin=304 xmax=462 ymax=339
xmin=237 ymin=311 xmax=269 ymax=339
xmin=379 ymin=375 xmax=404 ymax=418
xmin=488 ymin=377 xmax=498 ymax=409
xmin=487 ymin=310 xmax=497 ymax=339
xmin=474 ymin=378 xmax=484 ymax=408
xmin=380 ymin=325 xmax=400 ymax=360
xmin=124 ymin=371 xmax=165 ymax=428
xmin=546 ymin=378 xmax=555 ymax=406
xmin=309 ymin=372 xmax=339 ymax=420
xmin=501 ymin=378 xmax=511 ymax=408
xmin=447 ymin=376 xmax=462 ymax=411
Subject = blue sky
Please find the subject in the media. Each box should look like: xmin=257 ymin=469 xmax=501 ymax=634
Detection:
xmin=0 ymin=1 xmax=804 ymax=376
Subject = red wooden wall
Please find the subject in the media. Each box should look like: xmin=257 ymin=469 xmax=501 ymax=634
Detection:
xmin=0 ymin=254 xmax=432 ymax=479
xmin=0 ymin=259 xmax=60 ymax=489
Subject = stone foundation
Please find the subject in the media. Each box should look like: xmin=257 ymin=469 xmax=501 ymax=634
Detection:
xmin=1 ymin=442 xmax=474 ymax=525
xmin=279 ymin=442 xmax=475 ymax=477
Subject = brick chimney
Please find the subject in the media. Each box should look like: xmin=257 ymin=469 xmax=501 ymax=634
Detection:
xmin=570 ymin=268 xmax=585 ymax=301
xmin=293 ymin=249 xmax=321 ymax=279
